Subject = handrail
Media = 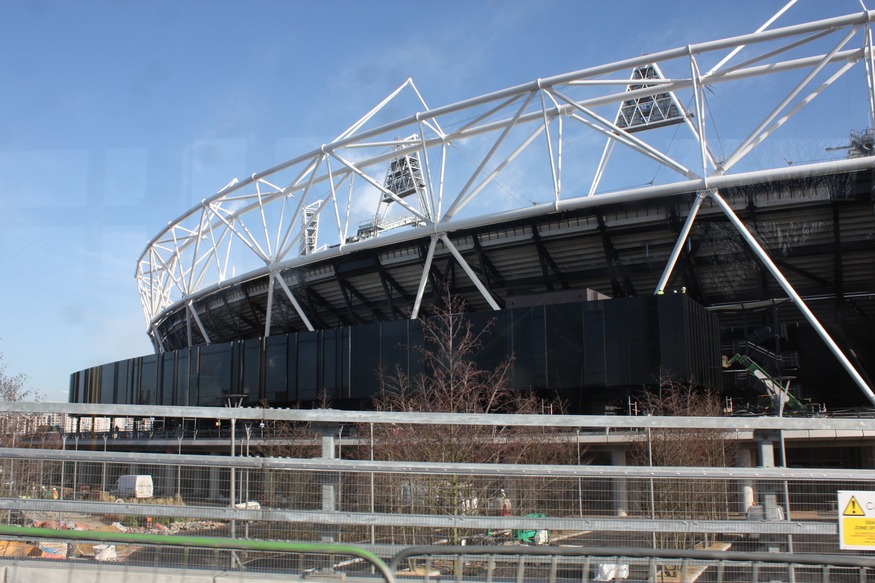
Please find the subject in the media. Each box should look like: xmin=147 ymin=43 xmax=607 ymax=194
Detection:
xmin=389 ymin=544 xmax=875 ymax=571
xmin=0 ymin=526 xmax=396 ymax=583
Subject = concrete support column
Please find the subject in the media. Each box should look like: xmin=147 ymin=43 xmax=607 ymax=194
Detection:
xmin=754 ymin=430 xmax=782 ymax=525
xmin=314 ymin=423 xmax=342 ymax=543
xmin=736 ymin=447 xmax=755 ymax=515
xmin=756 ymin=432 xmax=776 ymax=469
xmin=611 ymin=448 xmax=628 ymax=517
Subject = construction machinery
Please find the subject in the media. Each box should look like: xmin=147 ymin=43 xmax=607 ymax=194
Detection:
xmin=723 ymin=353 xmax=805 ymax=415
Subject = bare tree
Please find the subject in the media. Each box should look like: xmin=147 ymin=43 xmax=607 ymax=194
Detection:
xmin=0 ymin=353 xmax=45 ymax=502
xmin=627 ymin=369 xmax=737 ymax=551
xmin=363 ymin=295 xmax=579 ymax=544
xmin=251 ymin=399 xmax=321 ymax=515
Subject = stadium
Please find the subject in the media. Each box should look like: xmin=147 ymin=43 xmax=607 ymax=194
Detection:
xmin=71 ymin=10 xmax=875 ymax=415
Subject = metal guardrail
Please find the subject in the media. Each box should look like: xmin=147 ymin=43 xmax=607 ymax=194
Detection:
xmin=390 ymin=544 xmax=875 ymax=583
xmin=0 ymin=525 xmax=396 ymax=583
xmin=6 ymin=526 xmax=875 ymax=583
xmin=5 ymin=401 xmax=875 ymax=430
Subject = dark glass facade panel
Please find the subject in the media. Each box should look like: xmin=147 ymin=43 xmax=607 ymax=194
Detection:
xmin=508 ymin=308 xmax=533 ymax=391
xmin=161 ymin=353 xmax=175 ymax=405
xmin=176 ymin=349 xmax=191 ymax=406
xmin=532 ymin=307 xmax=547 ymax=387
xmin=265 ymin=336 xmax=288 ymax=403
xmin=467 ymin=311 xmax=506 ymax=376
xmin=242 ymin=339 xmax=261 ymax=402
xmin=71 ymin=295 xmax=722 ymax=412
xmin=117 ymin=360 xmax=133 ymax=405
xmin=546 ymin=303 xmax=583 ymax=389
xmin=381 ymin=319 xmax=409 ymax=379
xmin=350 ymin=323 xmax=380 ymax=399
xmin=100 ymin=364 xmax=116 ymax=404
xmin=197 ymin=344 xmax=232 ymax=407
xmin=297 ymin=332 xmax=318 ymax=401
xmin=140 ymin=355 xmax=157 ymax=405
xmin=583 ymin=303 xmax=606 ymax=386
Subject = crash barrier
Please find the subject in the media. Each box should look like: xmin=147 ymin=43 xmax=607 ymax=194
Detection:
xmin=390 ymin=544 xmax=875 ymax=583
xmin=0 ymin=525 xmax=395 ymax=583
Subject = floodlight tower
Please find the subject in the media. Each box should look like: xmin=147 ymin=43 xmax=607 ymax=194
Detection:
xmin=352 ymin=135 xmax=429 ymax=242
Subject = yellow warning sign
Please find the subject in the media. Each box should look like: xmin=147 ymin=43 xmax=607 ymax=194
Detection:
xmin=844 ymin=496 xmax=866 ymax=516
xmin=843 ymin=517 xmax=875 ymax=546
xmin=840 ymin=491 xmax=875 ymax=549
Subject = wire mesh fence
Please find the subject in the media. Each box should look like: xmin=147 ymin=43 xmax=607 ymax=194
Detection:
xmin=0 ymin=447 xmax=871 ymax=561
xmin=0 ymin=525 xmax=395 ymax=581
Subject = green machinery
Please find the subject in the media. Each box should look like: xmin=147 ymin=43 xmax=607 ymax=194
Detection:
xmin=723 ymin=353 xmax=805 ymax=415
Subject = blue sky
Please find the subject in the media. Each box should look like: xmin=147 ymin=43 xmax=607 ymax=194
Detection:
xmin=0 ymin=0 xmax=869 ymax=401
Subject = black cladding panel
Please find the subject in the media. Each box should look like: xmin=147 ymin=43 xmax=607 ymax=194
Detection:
xmin=73 ymin=293 xmax=722 ymax=412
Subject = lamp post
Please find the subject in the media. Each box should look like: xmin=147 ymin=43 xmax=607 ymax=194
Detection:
xmin=223 ymin=394 xmax=245 ymax=506
xmin=176 ymin=427 xmax=184 ymax=498
xmin=223 ymin=393 xmax=246 ymax=556
xmin=244 ymin=424 xmax=252 ymax=503
xmin=101 ymin=435 xmax=107 ymax=493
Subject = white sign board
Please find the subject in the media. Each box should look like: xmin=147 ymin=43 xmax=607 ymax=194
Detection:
xmin=838 ymin=490 xmax=875 ymax=550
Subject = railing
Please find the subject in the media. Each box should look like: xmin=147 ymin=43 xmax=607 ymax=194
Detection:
xmin=0 ymin=447 xmax=871 ymax=559
xmin=1 ymin=405 xmax=875 ymax=580
xmin=390 ymin=545 xmax=875 ymax=583
xmin=0 ymin=525 xmax=395 ymax=582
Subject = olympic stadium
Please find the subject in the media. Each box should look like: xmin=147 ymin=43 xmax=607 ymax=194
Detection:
xmin=71 ymin=10 xmax=875 ymax=415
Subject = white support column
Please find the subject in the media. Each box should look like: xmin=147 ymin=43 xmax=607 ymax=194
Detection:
xmin=440 ymin=234 xmax=500 ymax=311
xmin=655 ymin=190 xmax=709 ymax=294
xmin=736 ymin=447 xmax=755 ymax=514
xmin=274 ymin=272 xmax=315 ymax=332
xmin=411 ymin=234 xmax=439 ymax=320
xmin=264 ymin=273 xmax=275 ymax=338
xmin=611 ymin=448 xmax=628 ymax=517
xmin=710 ymin=191 xmax=875 ymax=407
xmin=187 ymin=302 xmax=211 ymax=345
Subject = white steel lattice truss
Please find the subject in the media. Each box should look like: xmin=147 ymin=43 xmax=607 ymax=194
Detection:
xmin=137 ymin=8 xmax=875 ymax=405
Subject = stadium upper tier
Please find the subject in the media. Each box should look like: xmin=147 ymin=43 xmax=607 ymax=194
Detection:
xmin=136 ymin=10 xmax=875 ymax=363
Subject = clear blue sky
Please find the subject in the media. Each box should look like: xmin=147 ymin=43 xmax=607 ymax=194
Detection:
xmin=0 ymin=0 xmax=868 ymax=401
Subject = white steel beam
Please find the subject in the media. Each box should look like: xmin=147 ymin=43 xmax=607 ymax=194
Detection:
xmin=709 ymin=191 xmax=875 ymax=407
xmin=718 ymin=24 xmax=862 ymax=174
xmin=411 ymin=234 xmax=439 ymax=320
xmin=654 ymin=190 xmax=709 ymax=294
xmin=186 ymin=301 xmax=211 ymax=346
xmin=274 ymin=272 xmax=315 ymax=332
xmin=440 ymin=234 xmax=500 ymax=311
xmin=264 ymin=273 xmax=275 ymax=338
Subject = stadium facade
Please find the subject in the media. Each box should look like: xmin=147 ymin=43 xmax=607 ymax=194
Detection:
xmin=72 ymin=10 xmax=875 ymax=415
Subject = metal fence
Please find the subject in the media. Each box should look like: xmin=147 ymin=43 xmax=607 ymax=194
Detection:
xmin=1 ymin=405 xmax=874 ymax=580
xmin=0 ymin=446 xmax=870 ymax=559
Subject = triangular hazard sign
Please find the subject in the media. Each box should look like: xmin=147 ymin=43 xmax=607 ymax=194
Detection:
xmin=844 ymin=496 xmax=865 ymax=516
